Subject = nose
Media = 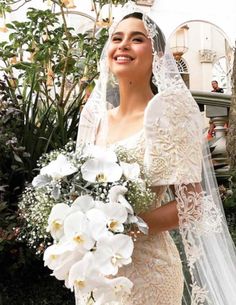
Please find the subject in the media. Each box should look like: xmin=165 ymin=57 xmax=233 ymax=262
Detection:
xmin=118 ymin=39 xmax=130 ymax=51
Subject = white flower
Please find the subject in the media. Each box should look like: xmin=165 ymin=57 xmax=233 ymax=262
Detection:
xmin=71 ymin=195 xmax=95 ymax=213
xmin=94 ymin=276 xmax=133 ymax=304
xmin=82 ymin=145 xmax=117 ymax=162
xmin=53 ymin=251 xmax=83 ymax=286
xmin=47 ymin=203 xmax=71 ymax=240
xmin=108 ymin=185 xmax=134 ymax=214
xmin=32 ymin=174 xmax=51 ymax=188
xmin=68 ymin=252 xmax=105 ymax=294
xmin=40 ymin=154 xmax=77 ymax=180
xmin=63 ymin=210 xmax=95 ymax=251
xmin=81 ymin=158 xmax=122 ymax=183
xmin=43 ymin=243 xmax=70 ymax=270
xmin=86 ymin=208 xmax=110 ymax=240
xmin=94 ymin=234 xmax=134 ymax=275
xmin=93 ymin=202 xmax=128 ymax=233
xmin=43 ymin=243 xmax=83 ymax=284
xmin=120 ymin=161 xmax=140 ymax=181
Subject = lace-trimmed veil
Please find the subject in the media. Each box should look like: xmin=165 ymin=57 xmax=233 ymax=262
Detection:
xmin=76 ymin=2 xmax=236 ymax=304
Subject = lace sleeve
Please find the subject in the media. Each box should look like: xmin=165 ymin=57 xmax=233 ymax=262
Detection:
xmin=143 ymin=88 xmax=236 ymax=305
xmin=144 ymin=88 xmax=202 ymax=186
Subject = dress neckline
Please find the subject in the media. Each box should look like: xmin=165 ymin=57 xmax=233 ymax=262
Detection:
xmin=108 ymin=128 xmax=144 ymax=147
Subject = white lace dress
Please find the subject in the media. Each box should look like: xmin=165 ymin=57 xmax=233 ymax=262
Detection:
xmin=110 ymin=130 xmax=184 ymax=305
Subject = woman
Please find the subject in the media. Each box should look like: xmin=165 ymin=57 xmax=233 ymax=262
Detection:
xmin=77 ymin=2 xmax=236 ymax=305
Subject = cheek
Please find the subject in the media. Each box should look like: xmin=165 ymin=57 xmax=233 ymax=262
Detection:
xmin=139 ymin=48 xmax=153 ymax=69
xmin=107 ymin=46 xmax=115 ymax=70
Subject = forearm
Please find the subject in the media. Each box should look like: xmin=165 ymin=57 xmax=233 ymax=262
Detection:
xmin=139 ymin=200 xmax=179 ymax=234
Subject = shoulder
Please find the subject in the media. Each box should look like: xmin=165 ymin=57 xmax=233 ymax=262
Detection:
xmin=143 ymin=88 xmax=203 ymax=185
xmin=144 ymin=88 xmax=201 ymax=129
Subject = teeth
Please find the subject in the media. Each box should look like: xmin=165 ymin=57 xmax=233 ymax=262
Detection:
xmin=116 ymin=56 xmax=131 ymax=62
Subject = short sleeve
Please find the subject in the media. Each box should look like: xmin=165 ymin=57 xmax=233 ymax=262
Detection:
xmin=144 ymin=88 xmax=203 ymax=186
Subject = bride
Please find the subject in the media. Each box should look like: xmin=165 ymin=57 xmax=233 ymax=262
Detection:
xmin=76 ymin=2 xmax=236 ymax=304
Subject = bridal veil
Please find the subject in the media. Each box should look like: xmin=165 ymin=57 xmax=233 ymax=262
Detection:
xmin=76 ymin=2 xmax=236 ymax=304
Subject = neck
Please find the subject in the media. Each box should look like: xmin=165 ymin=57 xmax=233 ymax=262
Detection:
xmin=117 ymin=77 xmax=154 ymax=116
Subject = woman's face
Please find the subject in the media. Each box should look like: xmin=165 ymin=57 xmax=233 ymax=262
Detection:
xmin=108 ymin=17 xmax=153 ymax=81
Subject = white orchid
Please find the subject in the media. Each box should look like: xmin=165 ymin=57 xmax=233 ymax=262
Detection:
xmin=93 ymin=276 xmax=133 ymax=304
xmin=47 ymin=203 xmax=71 ymax=240
xmin=63 ymin=210 xmax=95 ymax=252
xmin=31 ymin=174 xmax=51 ymax=188
xmin=41 ymin=154 xmax=77 ymax=180
xmin=93 ymin=201 xmax=128 ymax=233
xmin=81 ymin=158 xmax=122 ymax=183
xmin=43 ymin=243 xmax=71 ymax=271
xmin=82 ymin=145 xmax=118 ymax=162
xmin=68 ymin=252 xmax=105 ymax=295
xmin=86 ymin=208 xmax=111 ymax=240
xmin=71 ymin=195 xmax=95 ymax=213
xmin=94 ymin=234 xmax=133 ymax=275
xmin=53 ymin=251 xmax=83 ymax=286
xmin=108 ymin=185 xmax=134 ymax=214
xmin=120 ymin=161 xmax=140 ymax=181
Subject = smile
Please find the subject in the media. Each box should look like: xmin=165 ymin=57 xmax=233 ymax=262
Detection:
xmin=114 ymin=55 xmax=134 ymax=62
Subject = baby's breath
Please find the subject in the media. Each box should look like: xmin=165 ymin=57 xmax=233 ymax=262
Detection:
xmin=18 ymin=141 xmax=155 ymax=254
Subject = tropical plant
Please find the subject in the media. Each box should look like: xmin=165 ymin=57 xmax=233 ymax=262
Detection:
xmin=0 ymin=1 xmax=127 ymax=304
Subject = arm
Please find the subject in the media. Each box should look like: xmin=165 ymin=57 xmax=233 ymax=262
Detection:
xmin=140 ymin=182 xmax=203 ymax=235
xmin=140 ymin=200 xmax=179 ymax=234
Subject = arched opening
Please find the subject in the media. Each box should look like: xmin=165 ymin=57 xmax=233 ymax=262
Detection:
xmin=168 ymin=20 xmax=233 ymax=92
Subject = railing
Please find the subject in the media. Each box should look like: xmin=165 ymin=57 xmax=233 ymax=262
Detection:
xmin=192 ymin=90 xmax=231 ymax=181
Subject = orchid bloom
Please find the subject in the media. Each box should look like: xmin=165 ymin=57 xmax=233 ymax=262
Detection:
xmin=32 ymin=154 xmax=77 ymax=188
xmin=81 ymin=146 xmax=122 ymax=183
xmin=93 ymin=276 xmax=133 ymax=304
xmin=120 ymin=161 xmax=140 ymax=181
xmin=82 ymin=145 xmax=117 ymax=162
xmin=108 ymin=185 xmax=134 ymax=214
xmin=47 ymin=203 xmax=71 ymax=240
xmin=68 ymin=252 xmax=104 ymax=295
xmin=81 ymin=158 xmax=122 ymax=183
xmin=94 ymin=234 xmax=134 ymax=275
xmin=63 ymin=210 xmax=95 ymax=252
xmin=71 ymin=195 xmax=95 ymax=213
xmin=42 ymin=154 xmax=77 ymax=179
xmin=93 ymin=201 xmax=128 ymax=233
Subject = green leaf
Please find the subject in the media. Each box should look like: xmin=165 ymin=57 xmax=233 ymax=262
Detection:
xmin=5 ymin=23 xmax=16 ymax=30
xmin=12 ymin=62 xmax=33 ymax=70
xmin=13 ymin=152 xmax=23 ymax=163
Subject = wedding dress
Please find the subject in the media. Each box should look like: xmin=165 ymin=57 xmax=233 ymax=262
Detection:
xmin=76 ymin=2 xmax=236 ymax=304
xmin=109 ymin=130 xmax=184 ymax=305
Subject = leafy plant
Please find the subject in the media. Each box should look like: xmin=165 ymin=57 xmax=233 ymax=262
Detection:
xmin=0 ymin=1 xmax=126 ymax=303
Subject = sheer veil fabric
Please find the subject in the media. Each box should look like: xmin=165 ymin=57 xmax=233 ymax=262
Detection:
xmin=76 ymin=1 xmax=236 ymax=304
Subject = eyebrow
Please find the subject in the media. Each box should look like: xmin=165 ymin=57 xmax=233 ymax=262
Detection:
xmin=112 ymin=31 xmax=148 ymax=38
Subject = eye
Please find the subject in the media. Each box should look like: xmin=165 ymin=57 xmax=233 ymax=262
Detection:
xmin=132 ymin=37 xmax=143 ymax=43
xmin=112 ymin=36 xmax=122 ymax=42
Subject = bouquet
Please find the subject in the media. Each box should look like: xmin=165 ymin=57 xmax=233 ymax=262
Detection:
xmin=18 ymin=141 xmax=155 ymax=304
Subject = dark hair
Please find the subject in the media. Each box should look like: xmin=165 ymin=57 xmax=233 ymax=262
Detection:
xmin=122 ymin=12 xmax=166 ymax=52
xmin=122 ymin=12 xmax=166 ymax=94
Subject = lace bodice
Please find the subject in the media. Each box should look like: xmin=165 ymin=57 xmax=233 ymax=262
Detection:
xmin=109 ymin=128 xmax=168 ymax=210
xmin=110 ymin=128 xmax=184 ymax=305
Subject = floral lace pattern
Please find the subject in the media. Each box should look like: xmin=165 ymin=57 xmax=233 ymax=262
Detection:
xmin=144 ymin=89 xmax=223 ymax=305
xmin=112 ymin=131 xmax=184 ymax=305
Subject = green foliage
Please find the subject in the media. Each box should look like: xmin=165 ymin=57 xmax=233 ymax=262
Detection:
xmin=221 ymin=171 xmax=236 ymax=208
xmin=0 ymin=1 xmax=126 ymax=303
xmin=0 ymin=5 xmax=102 ymax=305
xmin=220 ymin=171 xmax=236 ymax=245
